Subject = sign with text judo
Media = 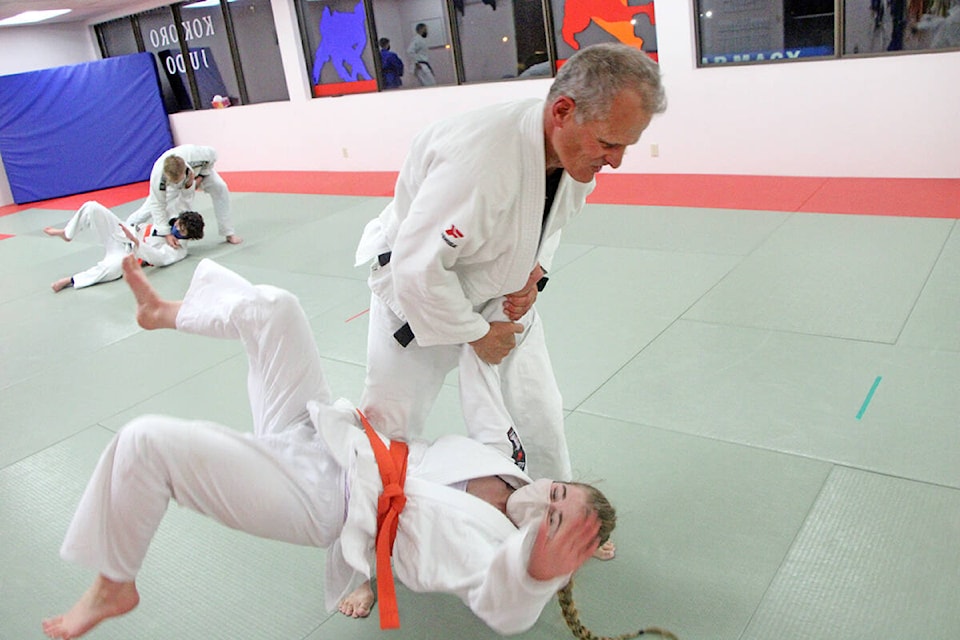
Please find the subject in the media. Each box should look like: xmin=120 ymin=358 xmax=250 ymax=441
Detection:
xmin=0 ymin=53 xmax=172 ymax=204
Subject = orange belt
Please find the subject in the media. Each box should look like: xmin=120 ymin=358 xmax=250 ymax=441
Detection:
xmin=137 ymin=224 xmax=153 ymax=267
xmin=356 ymin=409 xmax=409 ymax=629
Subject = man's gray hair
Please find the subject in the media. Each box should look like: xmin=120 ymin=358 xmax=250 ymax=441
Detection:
xmin=546 ymin=43 xmax=666 ymax=122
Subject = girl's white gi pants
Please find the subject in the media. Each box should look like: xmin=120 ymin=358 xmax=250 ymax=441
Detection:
xmin=59 ymin=259 xmax=345 ymax=581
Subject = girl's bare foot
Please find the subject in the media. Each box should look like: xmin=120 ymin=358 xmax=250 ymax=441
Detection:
xmin=225 ymin=234 xmax=243 ymax=245
xmin=42 ymin=574 xmax=139 ymax=639
xmin=51 ymin=277 xmax=73 ymax=293
xmin=337 ymin=580 xmax=375 ymax=618
xmin=593 ymin=540 xmax=616 ymax=560
xmin=43 ymin=227 xmax=69 ymax=241
xmin=121 ymin=254 xmax=180 ymax=330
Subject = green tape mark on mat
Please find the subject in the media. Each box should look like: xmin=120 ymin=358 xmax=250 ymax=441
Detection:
xmin=856 ymin=376 xmax=882 ymax=420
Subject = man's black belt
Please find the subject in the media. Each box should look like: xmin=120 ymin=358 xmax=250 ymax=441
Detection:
xmin=375 ymin=251 xmax=547 ymax=346
xmin=378 ymin=251 xmax=415 ymax=347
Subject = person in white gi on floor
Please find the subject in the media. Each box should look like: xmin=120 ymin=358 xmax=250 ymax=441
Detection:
xmin=41 ymin=256 xmax=677 ymax=640
xmin=125 ymin=144 xmax=242 ymax=246
xmin=355 ymin=43 xmax=667 ymax=483
xmin=43 ymin=200 xmax=204 ymax=293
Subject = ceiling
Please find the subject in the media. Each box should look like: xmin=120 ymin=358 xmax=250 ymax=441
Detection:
xmin=0 ymin=1 xmax=163 ymax=26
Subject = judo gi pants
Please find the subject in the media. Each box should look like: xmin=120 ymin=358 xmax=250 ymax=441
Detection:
xmin=193 ymin=169 xmax=234 ymax=238
xmin=127 ymin=169 xmax=234 ymax=238
xmin=59 ymin=259 xmax=345 ymax=581
xmin=359 ymin=294 xmax=571 ymax=481
xmin=62 ymin=201 xmax=133 ymax=289
xmin=414 ymin=62 xmax=436 ymax=86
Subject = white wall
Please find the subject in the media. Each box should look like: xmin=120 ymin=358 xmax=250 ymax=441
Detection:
xmin=0 ymin=24 xmax=95 ymax=76
xmin=1 ymin=0 xmax=958 ymax=207
xmin=649 ymin=2 xmax=960 ymax=178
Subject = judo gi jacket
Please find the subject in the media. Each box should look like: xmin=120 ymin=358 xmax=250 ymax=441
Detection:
xmin=356 ymin=98 xmax=595 ymax=348
xmin=314 ymin=399 xmax=572 ymax=635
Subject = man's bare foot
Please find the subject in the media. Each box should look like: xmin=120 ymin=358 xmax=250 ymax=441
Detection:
xmin=51 ymin=277 xmax=73 ymax=293
xmin=121 ymin=254 xmax=180 ymax=330
xmin=338 ymin=580 xmax=375 ymax=619
xmin=225 ymin=234 xmax=243 ymax=245
xmin=42 ymin=574 xmax=139 ymax=639
xmin=43 ymin=227 xmax=69 ymax=241
xmin=593 ymin=540 xmax=616 ymax=560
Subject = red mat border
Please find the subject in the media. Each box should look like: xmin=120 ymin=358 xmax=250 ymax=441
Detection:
xmin=2 ymin=172 xmax=957 ymax=219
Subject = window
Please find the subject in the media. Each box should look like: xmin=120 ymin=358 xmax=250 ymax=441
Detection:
xmin=696 ymin=0 xmax=958 ymax=67
xmin=366 ymin=0 xmax=458 ymax=90
xmin=696 ymin=0 xmax=834 ymax=66
xmin=97 ymin=17 xmax=140 ymax=57
xmin=454 ymin=0 xmax=552 ymax=83
xmin=179 ymin=0 xmax=242 ymax=109
xmin=844 ymin=0 xmax=960 ymax=55
xmin=297 ymin=0 xmax=379 ymax=96
xmin=305 ymin=0 xmax=563 ymax=95
xmin=551 ymin=0 xmax=658 ymax=64
xmin=95 ymin=0 xmax=288 ymax=113
xmin=227 ymin=0 xmax=289 ymax=103
xmin=135 ymin=6 xmax=191 ymax=112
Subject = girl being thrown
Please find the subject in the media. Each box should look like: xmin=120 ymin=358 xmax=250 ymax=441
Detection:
xmin=42 ymin=255 xmax=675 ymax=640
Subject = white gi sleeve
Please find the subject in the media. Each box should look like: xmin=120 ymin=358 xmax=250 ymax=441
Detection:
xmin=390 ymin=161 xmax=507 ymax=347
xmin=465 ymin=523 xmax=570 ymax=635
xmin=135 ymin=239 xmax=188 ymax=267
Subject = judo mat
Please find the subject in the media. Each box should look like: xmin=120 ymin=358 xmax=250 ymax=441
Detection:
xmin=1 ymin=180 xmax=959 ymax=639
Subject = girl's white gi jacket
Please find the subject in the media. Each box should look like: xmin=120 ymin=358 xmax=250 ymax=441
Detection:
xmin=356 ymin=98 xmax=596 ymax=347
xmin=311 ymin=398 xmax=572 ymax=635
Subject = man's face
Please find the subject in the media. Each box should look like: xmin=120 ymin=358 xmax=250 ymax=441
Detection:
xmin=548 ymin=89 xmax=653 ymax=183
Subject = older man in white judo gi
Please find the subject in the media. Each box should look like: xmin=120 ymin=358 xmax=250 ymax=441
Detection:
xmin=126 ymin=144 xmax=242 ymax=246
xmin=43 ymin=201 xmax=204 ymax=292
xmin=354 ymin=43 xmax=667 ymax=481
xmin=41 ymin=256 xmax=611 ymax=640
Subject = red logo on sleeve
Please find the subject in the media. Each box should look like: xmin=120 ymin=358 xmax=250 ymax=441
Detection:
xmin=445 ymin=225 xmax=463 ymax=238
xmin=442 ymin=224 xmax=464 ymax=248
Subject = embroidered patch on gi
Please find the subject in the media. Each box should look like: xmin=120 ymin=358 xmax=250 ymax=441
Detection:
xmin=441 ymin=224 xmax=464 ymax=248
xmin=507 ymin=427 xmax=525 ymax=470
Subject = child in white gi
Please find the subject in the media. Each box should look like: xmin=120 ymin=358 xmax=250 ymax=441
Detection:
xmin=125 ymin=144 xmax=242 ymax=246
xmin=41 ymin=255 xmax=646 ymax=640
xmin=43 ymin=201 xmax=204 ymax=293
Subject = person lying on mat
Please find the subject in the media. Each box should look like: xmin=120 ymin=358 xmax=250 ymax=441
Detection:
xmin=42 ymin=255 xmax=675 ymax=640
xmin=43 ymin=200 xmax=203 ymax=293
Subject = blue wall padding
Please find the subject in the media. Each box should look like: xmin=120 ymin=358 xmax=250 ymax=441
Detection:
xmin=0 ymin=53 xmax=172 ymax=204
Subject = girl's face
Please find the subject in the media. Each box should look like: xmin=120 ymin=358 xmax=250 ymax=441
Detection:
xmin=505 ymin=479 xmax=593 ymax=535
xmin=505 ymin=478 xmax=552 ymax=527
xmin=545 ymin=482 xmax=591 ymax=539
